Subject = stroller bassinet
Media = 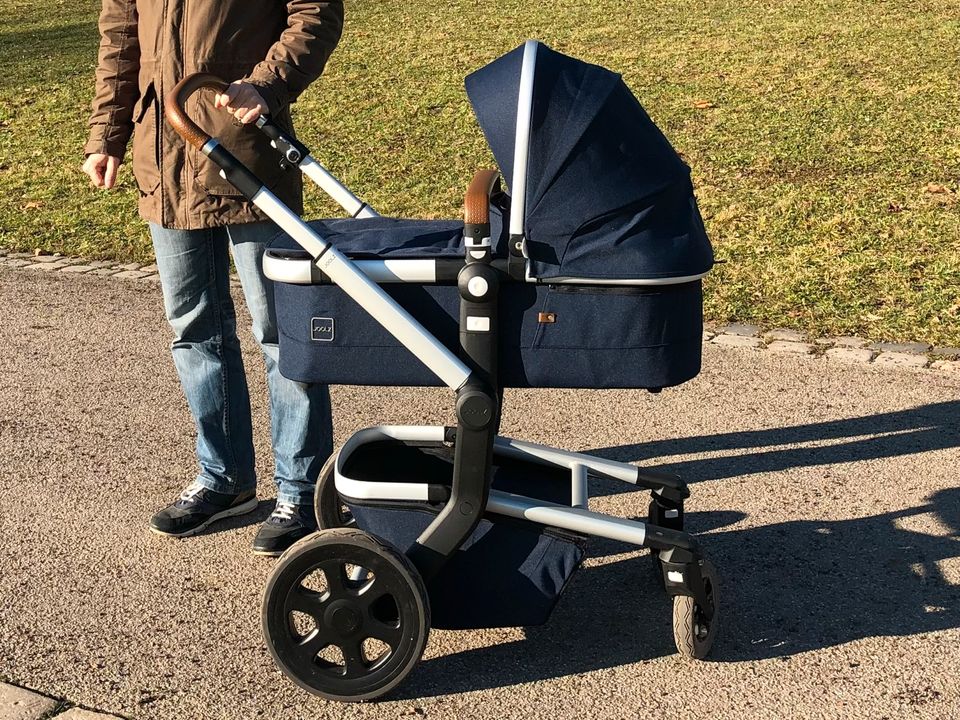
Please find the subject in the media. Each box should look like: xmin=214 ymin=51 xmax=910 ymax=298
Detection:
xmin=165 ymin=40 xmax=720 ymax=703
xmin=266 ymin=42 xmax=713 ymax=390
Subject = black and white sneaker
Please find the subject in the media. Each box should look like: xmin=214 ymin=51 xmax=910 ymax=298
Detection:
xmin=252 ymin=502 xmax=317 ymax=557
xmin=149 ymin=483 xmax=258 ymax=538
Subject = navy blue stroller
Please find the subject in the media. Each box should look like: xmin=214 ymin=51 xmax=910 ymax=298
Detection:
xmin=166 ymin=41 xmax=718 ymax=702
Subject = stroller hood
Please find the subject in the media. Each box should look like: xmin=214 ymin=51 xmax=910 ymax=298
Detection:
xmin=465 ymin=41 xmax=714 ymax=281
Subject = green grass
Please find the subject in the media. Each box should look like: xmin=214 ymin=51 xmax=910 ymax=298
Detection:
xmin=1 ymin=0 xmax=959 ymax=344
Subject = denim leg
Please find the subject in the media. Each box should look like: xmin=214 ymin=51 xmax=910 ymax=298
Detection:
xmin=228 ymin=222 xmax=333 ymax=506
xmin=150 ymin=223 xmax=257 ymax=495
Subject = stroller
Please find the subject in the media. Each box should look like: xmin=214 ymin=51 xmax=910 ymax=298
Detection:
xmin=165 ymin=40 xmax=718 ymax=702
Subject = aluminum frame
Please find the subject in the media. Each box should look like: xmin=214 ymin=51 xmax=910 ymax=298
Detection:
xmin=333 ymin=424 xmax=649 ymax=547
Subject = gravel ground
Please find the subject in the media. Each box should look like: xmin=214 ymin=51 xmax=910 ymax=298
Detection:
xmin=1 ymin=267 xmax=958 ymax=720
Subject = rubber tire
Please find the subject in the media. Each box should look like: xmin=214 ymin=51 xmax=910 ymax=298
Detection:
xmin=672 ymin=559 xmax=719 ymax=660
xmin=314 ymin=451 xmax=355 ymax=529
xmin=262 ymin=528 xmax=430 ymax=702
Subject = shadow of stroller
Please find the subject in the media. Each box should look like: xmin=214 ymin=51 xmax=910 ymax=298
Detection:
xmin=403 ymin=490 xmax=959 ymax=696
xmin=585 ymin=400 xmax=960 ymax=490
xmin=709 ymin=487 xmax=960 ymax=662
xmin=196 ymin=499 xmax=276 ymax=536
xmin=402 ymin=511 xmax=745 ymax=699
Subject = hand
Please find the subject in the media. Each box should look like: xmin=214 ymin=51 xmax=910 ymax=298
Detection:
xmin=215 ymin=81 xmax=268 ymax=124
xmin=82 ymin=153 xmax=122 ymax=189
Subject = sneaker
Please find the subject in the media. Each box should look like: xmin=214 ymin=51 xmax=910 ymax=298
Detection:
xmin=150 ymin=483 xmax=258 ymax=538
xmin=252 ymin=502 xmax=317 ymax=557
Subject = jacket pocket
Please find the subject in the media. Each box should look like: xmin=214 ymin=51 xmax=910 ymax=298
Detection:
xmin=191 ymin=90 xmax=293 ymax=197
xmin=130 ymin=81 xmax=161 ymax=196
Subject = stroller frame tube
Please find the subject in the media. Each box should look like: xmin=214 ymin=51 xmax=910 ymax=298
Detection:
xmin=330 ymin=424 xmax=708 ymax=553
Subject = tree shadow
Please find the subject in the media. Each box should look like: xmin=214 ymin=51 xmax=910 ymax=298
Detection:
xmin=400 ymin=489 xmax=959 ymax=696
xmin=585 ymin=400 xmax=960 ymax=493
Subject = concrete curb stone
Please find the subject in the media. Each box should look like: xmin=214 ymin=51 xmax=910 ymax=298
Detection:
xmin=56 ymin=709 xmax=124 ymax=720
xmin=869 ymin=341 xmax=932 ymax=354
xmin=930 ymin=347 xmax=960 ymax=359
xmin=825 ymin=347 xmax=876 ymax=364
xmin=764 ymin=328 xmax=806 ymax=342
xmin=826 ymin=336 xmax=871 ymax=348
xmin=718 ymin=323 xmax=760 ymax=337
xmin=712 ymin=334 xmax=763 ymax=349
xmin=873 ymin=352 xmax=929 ymax=369
xmin=767 ymin=340 xmax=816 ymax=355
xmin=0 ymin=683 xmax=57 ymax=720
xmin=27 ymin=261 xmax=75 ymax=272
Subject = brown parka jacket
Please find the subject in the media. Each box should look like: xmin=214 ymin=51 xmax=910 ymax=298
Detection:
xmin=85 ymin=0 xmax=344 ymax=229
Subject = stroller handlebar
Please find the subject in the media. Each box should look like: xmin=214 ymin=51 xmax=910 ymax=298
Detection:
xmin=165 ymin=73 xmax=230 ymax=150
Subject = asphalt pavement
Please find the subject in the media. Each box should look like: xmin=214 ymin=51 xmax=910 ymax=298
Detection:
xmin=1 ymin=266 xmax=958 ymax=720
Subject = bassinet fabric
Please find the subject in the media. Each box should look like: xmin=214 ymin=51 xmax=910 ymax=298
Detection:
xmin=465 ymin=42 xmax=714 ymax=281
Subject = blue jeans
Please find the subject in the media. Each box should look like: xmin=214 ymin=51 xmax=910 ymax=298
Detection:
xmin=150 ymin=221 xmax=332 ymax=506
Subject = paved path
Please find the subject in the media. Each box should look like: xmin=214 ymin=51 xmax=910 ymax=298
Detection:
xmin=1 ymin=267 xmax=958 ymax=720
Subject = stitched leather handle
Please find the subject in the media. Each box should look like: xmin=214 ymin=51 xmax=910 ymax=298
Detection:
xmin=165 ymin=73 xmax=230 ymax=150
xmin=464 ymin=169 xmax=501 ymax=226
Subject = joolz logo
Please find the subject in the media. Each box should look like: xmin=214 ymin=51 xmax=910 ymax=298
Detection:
xmin=311 ymin=317 xmax=335 ymax=342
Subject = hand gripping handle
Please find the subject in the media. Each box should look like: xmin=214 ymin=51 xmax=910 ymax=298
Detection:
xmin=164 ymin=73 xmax=229 ymax=150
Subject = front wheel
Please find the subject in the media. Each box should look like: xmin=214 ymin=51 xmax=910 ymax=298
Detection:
xmin=672 ymin=559 xmax=718 ymax=660
xmin=262 ymin=528 xmax=430 ymax=702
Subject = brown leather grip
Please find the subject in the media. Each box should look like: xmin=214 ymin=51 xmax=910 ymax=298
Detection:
xmin=164 ymin=73 xmax=230 ymax=150
xmin=464 ymin=169 xmax=501 ymax=226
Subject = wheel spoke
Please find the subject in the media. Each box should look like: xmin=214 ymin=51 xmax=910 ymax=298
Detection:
xmin=297 ymin=626 xmax=338 ymax=660
xmin=288 ymin=588 xmax=326 ymax=618
xmin=341 ymin=639 xmax=367 ymax=678
xmin=367 ymin=621 xmax=402 ymax=647
xmin=317 ymin=559 xmax=349 ymax=598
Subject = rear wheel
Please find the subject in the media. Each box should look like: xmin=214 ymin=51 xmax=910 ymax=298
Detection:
xmin=672 ymin=559 xmax=718 ymax=659
xmin=315 ymin=451 xmax=355 ymax=529
xmin=262 ymin=528 xmax=430 ymax=702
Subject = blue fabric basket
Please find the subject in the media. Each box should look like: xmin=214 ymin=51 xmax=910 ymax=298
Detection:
xmin=339 ymin=440 xmax=586 ymax=629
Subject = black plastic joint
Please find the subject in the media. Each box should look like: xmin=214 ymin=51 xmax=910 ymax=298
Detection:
xmin=455 ymin=388 xmax=496 ymax=431
xmin=257 ymin=118 xmax=310 ymax=164
xmin=206 ymin=143 xmax=262 ymax=201
xmin=457 ymin=263 xmax=499 ymax=302
xmin=464 ymin=222 xmax=491 ymax=243
xmin=637 ymin=468 xmax=690 ymax=502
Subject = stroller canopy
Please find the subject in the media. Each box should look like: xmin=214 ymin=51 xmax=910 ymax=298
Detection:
xmin=465 ymin=41 xmax=714 ymax=282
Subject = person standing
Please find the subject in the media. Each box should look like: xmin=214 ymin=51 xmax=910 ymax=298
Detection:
xmin=82 ymin=0 xmax=344 ymax=555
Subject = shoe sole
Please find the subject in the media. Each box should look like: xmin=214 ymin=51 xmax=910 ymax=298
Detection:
xmin=251 ymin=547 xmax=284 ymax=558
xmin=149 ymin=497 xmax=259 ymax=538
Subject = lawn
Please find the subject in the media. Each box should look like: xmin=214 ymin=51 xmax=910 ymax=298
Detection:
xmin=1 ymin=0 xmax=959 ymax=344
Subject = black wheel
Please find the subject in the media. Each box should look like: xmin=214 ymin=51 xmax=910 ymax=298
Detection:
xmin=672 ymin=559 xmax=719 ymax=659
xmin=314 ymin=451 xmax=355 ymax=529
xmin=262 ymin=528 xmax=430 ymax=702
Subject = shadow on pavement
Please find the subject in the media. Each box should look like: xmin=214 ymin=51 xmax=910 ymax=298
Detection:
xmin=585 ymin=400 xmax=960 ymax=490
xmin=198 ymin=499 xmax=276 ymax=536
xmin=404 ymin=489 xmax=959 ymax=696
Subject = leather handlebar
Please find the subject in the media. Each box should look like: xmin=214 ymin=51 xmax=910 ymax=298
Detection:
xmin=164 ymin=73 xmax=230 ymax=150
